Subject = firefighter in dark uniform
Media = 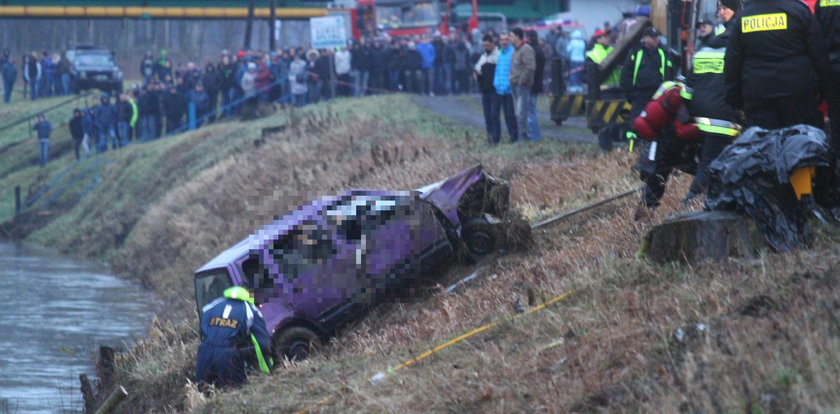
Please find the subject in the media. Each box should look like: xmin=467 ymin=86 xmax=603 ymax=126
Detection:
xmin=196 ymin=286 xmax=273 ymax=388
xmin=724 ymin=0 xmax=832 ymax=130
xmin=621 ymin=26 xmax=674 ymax=137
xmin=684 ymin=0 xmax=743 ymax=201
xmin=815 ymin=0 xmax=840 ymax=153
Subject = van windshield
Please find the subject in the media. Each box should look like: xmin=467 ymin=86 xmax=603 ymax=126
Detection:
xmin=195 ymin=270 xmax=233 ymax=311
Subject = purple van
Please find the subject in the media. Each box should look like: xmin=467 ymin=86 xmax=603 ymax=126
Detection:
xmin=194 ymin=165 xmax=509 ymax=360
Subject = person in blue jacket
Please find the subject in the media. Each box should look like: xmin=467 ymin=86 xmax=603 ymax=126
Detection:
xmin=416 ymin=36 xmax=436 ymax=96
xmin=32 ymin=113 xmax=51 ymax=167
xmin=493 ymin=33 xmax=518 ymax=143
xmin=196 ymin=286 xmax=273 ymax=388
xmin=93 ymin=94 xmax=117 ymax=153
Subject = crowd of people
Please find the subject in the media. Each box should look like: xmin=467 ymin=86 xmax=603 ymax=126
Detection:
xmin=12 ymin=22 xmax=630 ymax=168
xmin=0 ymin=49 xmax=76 ymax=102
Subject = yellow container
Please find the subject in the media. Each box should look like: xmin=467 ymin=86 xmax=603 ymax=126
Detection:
xmin=790 ymin=166 xmax=816 ymax=201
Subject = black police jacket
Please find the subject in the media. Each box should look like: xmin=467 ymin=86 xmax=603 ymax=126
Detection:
xmin=620 ymin=45 xmax=673 ymax=98
xmin=815 ymin=0 xmax=840 ymax=73
xmin=724 ymin=0 xmax=832 ymax=108
xmin=687 ymin=28 xmax=740 ymax=123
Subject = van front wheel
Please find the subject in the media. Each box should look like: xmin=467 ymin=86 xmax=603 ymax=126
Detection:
xmin=273 ymin=327 xmax=320 ymax=362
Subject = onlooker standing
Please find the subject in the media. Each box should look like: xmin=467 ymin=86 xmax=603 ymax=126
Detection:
xmin=140 ymin=52 xmax=156 ymax=86
xmin=509 ymin=28 xmax=536 ymax=142
xmin=218 ymin=55 xmax=237 ymax=117
xmin=202 ymin=63 xmax=222 ymax=122
xmin=417 ymin=37 xmax=436 ymax=95
xmin=2 ymin=57 xmax=16 ymax=103
xmin=32 ymin=113 xmax=51 ymax=167
xmin=155 ymin=50 xmax=173 ymax=84
xmin=42 ymin=53 xmax=54 ymax=97
xmin=81 ymin=108 xmax=94 ymax=157
xmin=493 ymin=33 xmax=518 ymax=143
xmin=289 ymin=54 xmax=308 ymax=107
xmin=453 ymin=40 xmax=471 ymax=95
xmin=314 ymin=50 xmax=332 ymax=101
xmin=476 ymin=35 xmax=500 ymax=144
xmin=254 ymin=57 xmax=273 ymax=103
xmin=58 ymin=53 xmax=71 ymax=95
xmin=69 ymin=108 xmax=85 ymax=161
xmin=163 ymin=85 xmax=186 ymax=134
xmin=370 ymin=41 xmax=389 ymax=94
xmin=335 ymin=46 xmax=352 ymax=97
xmin=117 ymin=94 xmax=134 ymax=147
xmin=23 ymin=54 xmax=40 ymax=100
xmin=527 ymin=30 xmax=545 ymax=141
xmin=241 ymin=62 xmax=258 ymax=109
xmin=566 ymin=31 xmax=586 ymax=92
xmin=187 ymin=83 xmax=210 ymax=127
xmin=138 ymin=85 xmax=159 ymax=141
xmin=440 ymin=36 xmax=456 ymax=95
xmin=403 ymin=42 xmax=423 ymax=93
xmin=352 ymin=40 xmax=371 ymax=96
xmin=94 ymin=94 xmax=117 ymax=152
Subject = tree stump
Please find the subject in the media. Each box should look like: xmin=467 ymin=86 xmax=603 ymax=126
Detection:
xmin=641 ymin=210 xmax=767 ymax=264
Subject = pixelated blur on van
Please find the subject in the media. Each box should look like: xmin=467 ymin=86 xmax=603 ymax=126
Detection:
xmin=194 ymin=165 xmax=509 ymax=360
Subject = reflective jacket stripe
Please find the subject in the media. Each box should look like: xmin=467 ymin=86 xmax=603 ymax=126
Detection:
xmin=201 ymin=297 xmax=225 ymax=314
xmin=244 ymin=301 xmax=253 ymax=331
xmin=697 ymin=124 xmax=740 ymax=136
xmin=633 ymin=48 xmax=670 ymax=86
xmin=695 ymin=117 xmax=741 ymax=136
xmin=251 ymin=334 xmax=271 ymax=374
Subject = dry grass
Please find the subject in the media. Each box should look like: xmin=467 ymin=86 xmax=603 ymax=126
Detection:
xmin=12 ymin=94 xmax=840 ymax=413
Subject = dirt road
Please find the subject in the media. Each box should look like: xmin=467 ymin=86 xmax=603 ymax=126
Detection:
xmin=413 ymin=94 xmax=597 ymax=144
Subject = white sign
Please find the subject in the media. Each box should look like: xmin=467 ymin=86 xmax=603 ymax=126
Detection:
xmin=310 ymin=16 xmax=347 ymax=49
xmin=274 ymin=20 xmax=282 ymax=40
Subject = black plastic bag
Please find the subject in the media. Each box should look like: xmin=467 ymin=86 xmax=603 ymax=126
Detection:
xmin=705 ymin=125 xmax=840 ymax=252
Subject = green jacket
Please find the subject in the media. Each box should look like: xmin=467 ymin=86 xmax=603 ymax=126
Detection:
xmin=586 ymin=44 xmax=620 ymax=86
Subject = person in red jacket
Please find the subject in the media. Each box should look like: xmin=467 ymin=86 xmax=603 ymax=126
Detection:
xmin=253 ymin=55 xmax=273 ymax=103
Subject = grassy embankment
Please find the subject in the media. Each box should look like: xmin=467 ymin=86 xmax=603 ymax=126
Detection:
xmin=4 ymin=93 xmax=840 ymax=413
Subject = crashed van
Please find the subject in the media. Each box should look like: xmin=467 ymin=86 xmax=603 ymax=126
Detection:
xmin=194 ymin=165 xmax=509 ymax=360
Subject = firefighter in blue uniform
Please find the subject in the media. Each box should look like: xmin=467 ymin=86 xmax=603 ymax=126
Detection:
xmin=724 ymin=0 xmax=832 ymax=130
xmin=196 ymin=286 xmax=273 ymax=388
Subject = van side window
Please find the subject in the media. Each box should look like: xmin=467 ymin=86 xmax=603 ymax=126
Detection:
xmin=270 ymin=225 xmax=335 ymax=281
xmin=338 ymin=215 xmax=363 ymax=241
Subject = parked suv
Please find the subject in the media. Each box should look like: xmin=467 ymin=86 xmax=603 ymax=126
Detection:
xmin=66 ymin=46 xmax=123 ymax=94
xmin=194 ymin=165 xmax=510 ymax=361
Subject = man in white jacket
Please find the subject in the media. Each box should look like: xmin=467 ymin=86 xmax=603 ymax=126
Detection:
xmin=334 ymin=46 xmax=352 ymax=97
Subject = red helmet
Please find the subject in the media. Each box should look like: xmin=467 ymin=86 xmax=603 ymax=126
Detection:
xmin=593 ymin=30 xmax=608 ymax=39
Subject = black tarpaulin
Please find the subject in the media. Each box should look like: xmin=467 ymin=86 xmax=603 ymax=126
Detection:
xmin=705 ymin=125 xmax=840 ymax=252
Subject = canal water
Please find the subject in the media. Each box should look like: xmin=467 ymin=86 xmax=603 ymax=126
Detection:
xmin=0 ymin=241 xmax=156 ymax=413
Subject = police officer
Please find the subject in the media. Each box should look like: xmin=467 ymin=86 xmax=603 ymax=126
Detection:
xmin=724 ymin=0 xmax=832 ymax=130
xmin=621 ymin=26 xmax=674 ymax=124
xmin=684 ymin=0 xmax=743 ymax=201
xmin=196 ymin=286 xmax=273 ymax=388
xmin=815 ymin=0 xmax=840 ymax=153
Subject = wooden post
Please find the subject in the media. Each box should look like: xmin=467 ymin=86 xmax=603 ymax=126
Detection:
xmin=244 ymin=0 xmax=256 ymax=49
xmin=79 ymin=374 xmax=96 ymax=414
xmin=269 ymin=0 xmax=277 ymax=51
xmin=14 ymin=186 xmax=20 ymax=215
xmin=93 ymin=386 xmax=128 ymax=414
